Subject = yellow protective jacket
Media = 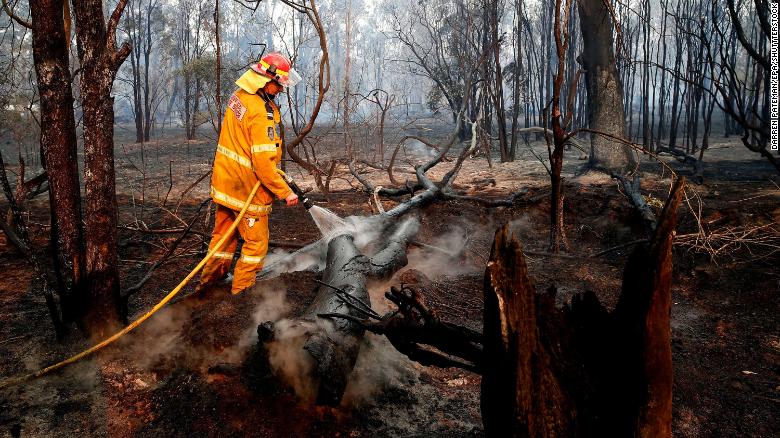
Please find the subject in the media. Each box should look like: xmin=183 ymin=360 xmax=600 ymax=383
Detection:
xmin=210 ymin=73 xmax=292 ymax=215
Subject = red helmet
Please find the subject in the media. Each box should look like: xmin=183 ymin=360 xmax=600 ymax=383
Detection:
xmin=251 ymin=52 xmax=302 ymax=88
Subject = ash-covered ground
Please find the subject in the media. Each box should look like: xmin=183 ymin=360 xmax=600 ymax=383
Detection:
xmin=0 ymin=125 xmax=778 ymax=436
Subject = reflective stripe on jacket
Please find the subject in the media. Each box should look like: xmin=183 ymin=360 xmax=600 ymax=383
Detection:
xmin=210 ymin=86 xmax=292 ymax=215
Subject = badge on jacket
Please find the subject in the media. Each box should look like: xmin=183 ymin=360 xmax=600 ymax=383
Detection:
xmin=248 ymin=218 xmax=255 ymax=228
xmin=228 ymin=94 xmax=247 ymax=121
xmin=267 ymin=127 xmax=275 ymax=140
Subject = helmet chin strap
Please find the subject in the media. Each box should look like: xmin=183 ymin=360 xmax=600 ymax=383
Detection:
xmin=259 ymin=88 xmax=277 ymax=100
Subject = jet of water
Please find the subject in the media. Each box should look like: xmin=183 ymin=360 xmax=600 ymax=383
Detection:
xmin=308 ymin=205 xmax=352 ymax=240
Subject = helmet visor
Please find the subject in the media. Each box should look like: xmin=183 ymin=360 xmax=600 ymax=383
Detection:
xmin=284 ymin=67 xmax=302 ymax=88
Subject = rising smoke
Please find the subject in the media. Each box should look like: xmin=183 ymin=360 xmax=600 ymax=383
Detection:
xmin=111 ymin=211 xmax=495 ymax=408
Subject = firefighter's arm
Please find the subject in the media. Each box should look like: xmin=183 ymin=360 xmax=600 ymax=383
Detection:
xmin=248 ymin=115 xmax=293 ymax=200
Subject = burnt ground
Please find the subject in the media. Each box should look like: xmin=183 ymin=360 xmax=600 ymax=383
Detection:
xmin=0 ymin=124 xmax=778 ymax=437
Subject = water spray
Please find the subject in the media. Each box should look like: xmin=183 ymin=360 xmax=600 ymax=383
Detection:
xmin=277 ymin=169 xmax=352 ymax=238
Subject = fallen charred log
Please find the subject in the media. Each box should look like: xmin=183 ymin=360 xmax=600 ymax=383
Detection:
xmin=256 ymin=218 xmax=418 ymax=406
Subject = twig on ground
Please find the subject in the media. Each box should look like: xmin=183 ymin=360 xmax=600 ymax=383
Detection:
xmin=122 ymin=198 xmax=210 ymax=298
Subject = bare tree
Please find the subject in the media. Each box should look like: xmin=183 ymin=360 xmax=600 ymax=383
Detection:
xmin=389 ymin=0 xmax=483 ymax=140
xmin=705 ymin=0 xmax=775 ymax=171
xmin=172 ymin=0 xmax=210 ymax=140
xmin=485 ymin=0 xmax=510 ymax=162
xmin=277 ymin=0 xmax=333 ymax=192
xmin=121 ymin=0 xmax=162 ymax=142
xmin=546 ymin=0 xmax=578 ymax=252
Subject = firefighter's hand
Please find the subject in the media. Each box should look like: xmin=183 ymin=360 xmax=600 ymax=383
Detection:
xmin=285 ymin=193 xmax=299 ymax=206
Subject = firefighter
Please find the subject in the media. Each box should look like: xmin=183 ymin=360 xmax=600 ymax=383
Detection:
xmin=198 ymin=52 xmax=302 ymax=295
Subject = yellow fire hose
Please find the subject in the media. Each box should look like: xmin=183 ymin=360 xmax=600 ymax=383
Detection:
xmin=0 ymin=181 xmax=262 ymax=390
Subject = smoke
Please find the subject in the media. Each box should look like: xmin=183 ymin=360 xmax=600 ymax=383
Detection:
xmin=404 ymin=139 xmax=438 ymax=162
xmin=256 ymin=215 xmax=423 ymax=404
xmin=346 ymin=215 xmax=391 ymax=249
xmin=249 ymin=283 xmax=290 ymax=327
xmin=127 ymin=302 xmax=190 ymax=371
xmin=219 ymin=282 xmax=293 ymax=366
xmin=261 ymin=246 xmax=324 ymax=279
xmin=18 ymin=343 xmax=102 ymax=392
xmin=341 ymin=333 xmax=418 ymax=407
xmin=263 ymin=319 xmax=318 ymax=403
xmin=402 ymin=223 xmax=479 ymax=279
xmin=123 ymin=281 xmax=292 ymax=374
xmin=508 ymin=213 xmax=536 ymax=240
xmin=362 ymin=219 xmax=488 ymax=313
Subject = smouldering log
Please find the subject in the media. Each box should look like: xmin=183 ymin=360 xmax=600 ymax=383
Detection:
xmin=258 ymin=218 xmax=418 ymax=406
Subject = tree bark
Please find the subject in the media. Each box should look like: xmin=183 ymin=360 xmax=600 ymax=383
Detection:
xmin=577 ymin=0 xmax=637 ymax=174
xmin=73 ymin=0 xmax=131 ymax=333
xmin=29 ymin=0 xmax=86 ymax=322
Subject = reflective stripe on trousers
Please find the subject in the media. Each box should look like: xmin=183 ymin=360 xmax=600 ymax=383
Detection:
xmin=199 ymin=204 xmax=270 ymax=294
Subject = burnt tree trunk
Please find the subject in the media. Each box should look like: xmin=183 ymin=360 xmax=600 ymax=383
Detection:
xmin=72 ymin=0 xmax=132 ymax=333
xmin=577 ymin=0 xmax=637 ymax=174
xmin=29 ymin=0 xmax=86 ymax=323
xmin=546 ymin=0 xmax=572 ymax=253
xmin=549 ymin=114 xmax=566 ymax=252
xmin=481 ymin=178 xmax=683 ymax=437
xmin=487 ymin=0 xmax=509 ymax=162
xmin=258 ymin=218 xmax=417 ymax=406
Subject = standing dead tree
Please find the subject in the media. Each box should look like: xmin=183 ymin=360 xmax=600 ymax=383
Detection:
xmin=481 ymin=179 xmax=681 ymax=437
xmin=72 ymin=0 xmax=133 ymax=332
xmin=1 ymin=0 xmax=133 ymax=336
xmin=705 ymin=0 xmax=776 ymax=171
xmin=120 ymin=0 xmax=162 ymax=143
xmin=388 ymin=0 xmax=484 ymax=141
xmin=577 ymin=0 xmax=637 ymax=174
xmin=544 ymin=0 xmax=579 ymax=252
xmin=172 ymin=0 xmax=210 ymax=140
xmin=487 ymin=0 xmax=509 ymax=162
xmin=359 ymin=88 xmax=395 ymax=164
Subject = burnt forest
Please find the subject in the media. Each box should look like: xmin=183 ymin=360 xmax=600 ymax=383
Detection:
xmin=0 ymin=0 xmax=778 ymax=436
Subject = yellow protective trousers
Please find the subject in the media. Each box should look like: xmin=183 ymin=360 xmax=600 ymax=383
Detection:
xmin=200 ymin=204 xmax=269 ymax=294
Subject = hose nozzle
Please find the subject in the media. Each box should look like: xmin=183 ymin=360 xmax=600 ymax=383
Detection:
xmin=282 ymin=173 xmax=313 ymax=210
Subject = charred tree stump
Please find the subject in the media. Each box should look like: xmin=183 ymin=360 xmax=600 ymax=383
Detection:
xmin=481 ymin=177 xmax=684 ymax=437
xmin=258 ymin=219 xmax=417 ymax=406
